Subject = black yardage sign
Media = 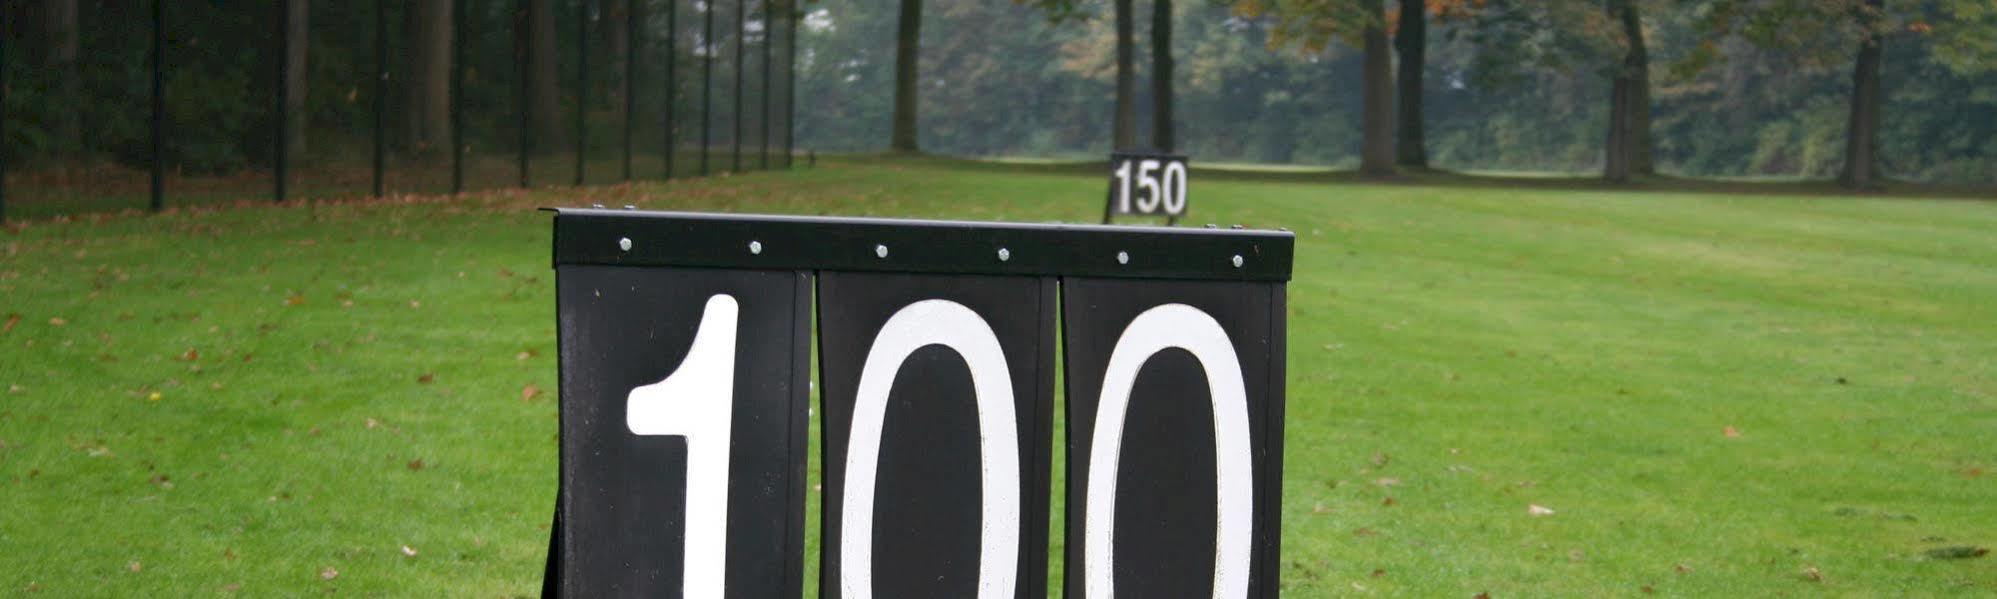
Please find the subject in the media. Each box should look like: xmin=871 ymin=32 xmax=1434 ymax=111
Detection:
xmin=1105 ymin=152 xmax=1189 ymax=221
xmin=546 ymin=210 xmax=1290 ymax=598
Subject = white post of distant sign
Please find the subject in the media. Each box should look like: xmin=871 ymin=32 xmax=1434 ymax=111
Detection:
xmin=1105 ymin=152 xmax=1189 ymax=225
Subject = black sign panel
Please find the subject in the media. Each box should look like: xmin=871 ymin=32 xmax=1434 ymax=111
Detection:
xmin=1105 ymin=152 xmax=1189 ymax=221
xmin=547 ymin=209 xmax=1291 ymax=598
xmin=1060 ymin=278 xmax=1286 ymax=599
xmin=553 ymin=265 xmax=810 ymax=598
xmin=815 ymin=272 xmax=1057 ymax=599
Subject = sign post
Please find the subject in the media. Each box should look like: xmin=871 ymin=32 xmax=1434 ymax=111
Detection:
xmin=546 ymin=209 xmax=1290 ymax=598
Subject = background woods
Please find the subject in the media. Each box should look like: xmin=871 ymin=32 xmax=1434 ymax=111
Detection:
xmin=0 ymin=0 xmax=1992 ymax=219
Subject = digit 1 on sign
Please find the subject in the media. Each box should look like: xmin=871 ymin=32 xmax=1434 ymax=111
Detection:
xmin=1161 ymin=160 xmax=1188 ymax=214
xmin=1136 ymin=159 xmax=1162 ymax=212
xmin=1113 ymin=159 xmax=1134 ymax=213
xmin=626 ymin=294 xmax=739 ymax=598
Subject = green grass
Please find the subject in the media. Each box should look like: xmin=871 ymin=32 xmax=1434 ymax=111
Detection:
xmin=2 ymin=155 xmax=1994 ymax=595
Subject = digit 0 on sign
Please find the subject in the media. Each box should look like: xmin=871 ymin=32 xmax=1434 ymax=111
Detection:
xmin=1161 ymin=161 xmax=1188 ymax=214
xmin=840 ymin=299 xmax=1022 ymax=599
xmin=1084 ymin=303 xmax=1253 ymax=599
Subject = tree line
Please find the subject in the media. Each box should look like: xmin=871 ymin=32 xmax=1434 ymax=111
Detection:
xmin=4 ymin=0 xmax=789 ymax=184
xmin=842 ymin=0 xmax=1994 ymax=188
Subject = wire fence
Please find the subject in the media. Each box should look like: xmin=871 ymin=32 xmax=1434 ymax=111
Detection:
xmin=0 ymin=0 xmax=799 ymax=222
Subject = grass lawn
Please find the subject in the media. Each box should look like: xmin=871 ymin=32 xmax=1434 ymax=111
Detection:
xmin=2 ymin=156 xmax=1994 ymax=596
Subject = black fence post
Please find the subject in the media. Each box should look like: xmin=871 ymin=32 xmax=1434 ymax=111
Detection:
xmin=732 ymin=0 xmax=743 ymax=172
xmin=574 ymin=0 xmax=586 ymax=187
xmin=1 ymin=21 xmax=8 ymax=223
xmin=518 ymin=0 xmax=532 ymax=188
xmin=622 ymin=0 xmax=635 ymax=182
xmin=274 ymin=0 xmax=289 ymax=203
xmin=664 ymin=0 xmax=677 ymax=180
xmin=151 ymin=0 xmax=166 ymax=212
xmin=373 ymin=0 xmax=388 ymax=198
xmin=784 ymin=0 xmax=795 ymax=169
xmin=760 ymin=0 xmax=771 ymax=170
xmin=701 ymin=0 xmax=713 ymax=176
xmin=454 ymin=0 xmax=469 ymax=194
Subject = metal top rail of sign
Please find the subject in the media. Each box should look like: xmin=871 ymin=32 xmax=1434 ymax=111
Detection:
xmin=548 ymin=208 xmax=1295 ymax=282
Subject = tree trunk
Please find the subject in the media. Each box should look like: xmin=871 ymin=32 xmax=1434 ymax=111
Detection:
xmin=1359 ymin=0 xmax=1395 ymax=177
xmin=45 ymin=0 xmax=80 ymax=154
xmin=405 ymin=0 xmax=453 ymax=156
xmin=1839 ymin=0 xmax=1884 ymax=189
xmin=1602 ymin=0 xmax=1649 ymax=182
xmin=285 ymin=0 xmax=309 ymax=157
xmin=1393 ymin=0 xmax=1425 ymax=168
xmin=1604 ymin=74 xmax=1632 ymax=183
xmin=607 ymin=0 xmax=631 ymax=128
xmin=1623 ymin=0 xmax=1653 ymax=175
xmin=891 ymin=0 xmax=921 ymax=152
xmin=1113 ymin=0 xmax=1136 ymax=150
xmin=526 ymin=0 xmax=564 ymax=150
xmin=1150 ymin=0 xmax=1174 ymax=152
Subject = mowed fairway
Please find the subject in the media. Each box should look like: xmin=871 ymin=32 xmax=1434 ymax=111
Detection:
xmin=2 ymin=157 xmax=1993 ymax=596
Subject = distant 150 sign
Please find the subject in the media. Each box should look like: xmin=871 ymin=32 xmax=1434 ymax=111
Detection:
xmin=1106 ymin=152 xmax=1189 ymax=219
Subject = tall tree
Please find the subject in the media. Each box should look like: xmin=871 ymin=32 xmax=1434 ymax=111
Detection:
xmin=45 ymin=0 xmax=80 ymax=154
xmin=1114 ymin=0 xmax=1136 ymax=149
xmin=1151 ymin=0 xmax=1174 ymax=151
xmin=1232 ymin=0 xmax=1393 ymax=175
xmin=1359 ymin=0 xmax=1395 ymax=176
xmin=1393 ymin=0 xmax=1425 ymax=168
xmin=607 ymin=0 xmax=632 ymax=129
xmin=526 ymin=0 xmax=564 ymax=150
xmin=1838 ymin=0 xmax=1885 ymax=189
xmin=406 ymin=0 xmax=454 ymax=156
xmin=284 ymin=0 xmax=309 ymax=157
xmin=892 ymin=0 xmax=922 ymax=152
xmin=1602 ymin=0 xmax=1653 ymax=182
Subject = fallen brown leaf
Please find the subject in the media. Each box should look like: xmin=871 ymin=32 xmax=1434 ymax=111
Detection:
xmin=178 ymin=348 xmax=199 ymax=362
xmin=407 ymin=458 xmax=425 ymax=471
xmin=2 ymin=313 xmax=19 ymax=334
xmin=48 ymin=317 xmax=67 ymax=327
xmin=416 ymin=373 xmax=434 ymax=384
xmin=1723 ymin=425 xmax=1741 ymax=438
xmin=1801 ymin=566 xmax=1822 ymax=582
xmin=320 ymin=567 xmax=339 ymax=580
xmin=521 ymin=384 xmax=543 ymax=402
xmin=127 ymin=561 xmax=141 ymax=573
